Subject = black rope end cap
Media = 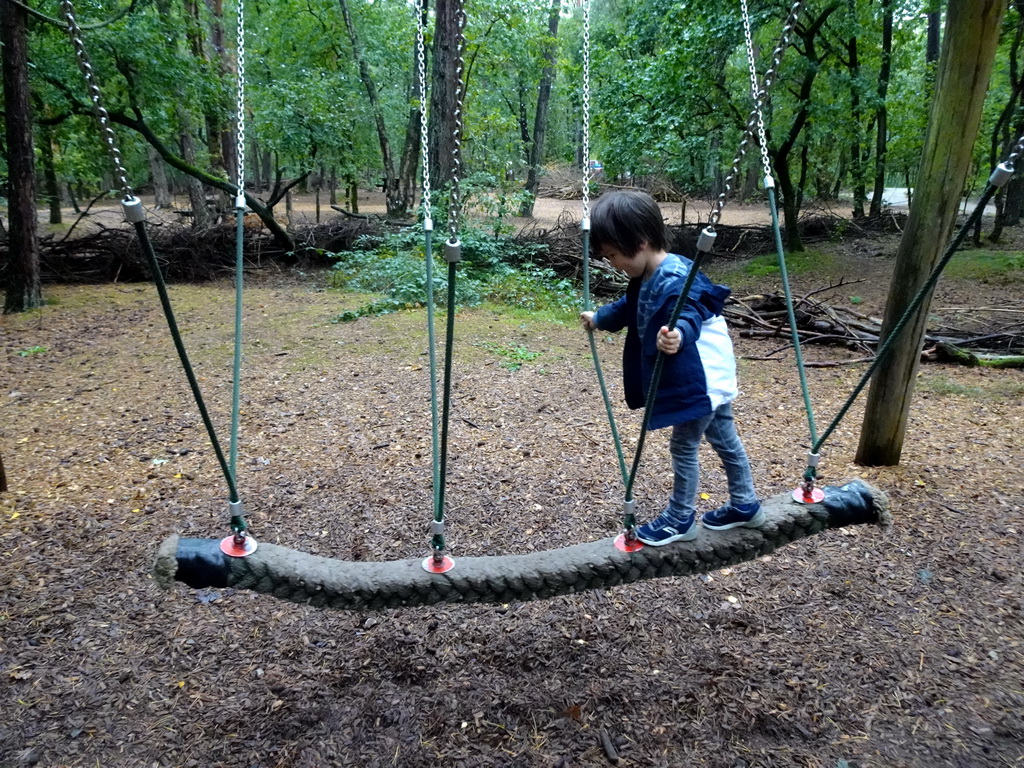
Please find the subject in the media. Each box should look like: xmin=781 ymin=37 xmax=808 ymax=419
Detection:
xmin=153 ymin=535 xmax=231 ymax=590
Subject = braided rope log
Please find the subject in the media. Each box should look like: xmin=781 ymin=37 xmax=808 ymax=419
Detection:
xmin=154 ymin=479 xmax=888 ymax=611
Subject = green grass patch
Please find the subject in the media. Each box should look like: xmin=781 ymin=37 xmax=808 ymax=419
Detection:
xmin=943 ymin=250 xmax=1024 ymax=283
xmin=742 ymin=249 xmax=837 ymax=277
xmin=917 ymin=373 xmax=1024 ymax=399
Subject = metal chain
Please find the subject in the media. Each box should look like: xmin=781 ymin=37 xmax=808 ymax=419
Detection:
xmin=234 ymin=0 xmax=246 ymax=197
xmin=581 ymin=0 xmax=592 ymax=221
xmin=741 ymin=0 xmax=772 ymax=181
xmin=708 ymin=0 xmax=802 ymax=228
xmin=60 ymin=0 xmax=133 ymax=200
xmin=448 ymin=2 xmax=468 ymax=240
xmin=416 ymin=0 xmax=432 ymax=223
xmin=1007 ymin=133 xmax=1024 ymax=168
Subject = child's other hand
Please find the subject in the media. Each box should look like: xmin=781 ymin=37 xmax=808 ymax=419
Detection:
xmin=580 ymin=311 xmax=597 ymax=331
xmin=657 ymin=326 xmax=681 ymax=354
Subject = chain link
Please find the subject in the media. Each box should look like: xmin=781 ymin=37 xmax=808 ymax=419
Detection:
xmin=235 ymin=0 xmax=246 ymax=198
xmin=416 ymin=0 xmax=432 ymax=223
xmin=581 ymin=0 xmax=592 ymax=221
xmin=60 ymin=0 xmax=133 ymax=200
xmin=741 ymin=0 xmax=772 ymax=182
xmin=708 ymin=0 xmax=802 ymax=229
xmin=1008 ymin=133 xmax=1024 ymax=168
xmin=448 ymin=3 xmax=468 ymax=240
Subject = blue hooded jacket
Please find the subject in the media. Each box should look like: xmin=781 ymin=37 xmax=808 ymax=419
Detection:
xmin=593 ymin=253 xmax=737 ymax=429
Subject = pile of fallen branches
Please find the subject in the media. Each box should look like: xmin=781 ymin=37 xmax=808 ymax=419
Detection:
xmin=729 ymin=285 xmax=1024 ymax=367
xmin=15 ymin=216 xmax=386 ymax=284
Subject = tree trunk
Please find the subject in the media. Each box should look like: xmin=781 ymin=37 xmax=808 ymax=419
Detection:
xmin=337 ymin=0 xmax=402 ymax=217
xmin=856 ymin=0 xmax=1005 ymax=467
xmin=149 ymin=145 xmax=173 ymax=208
xmin=521 ymin=0 xmax=561 ymax=217
xmin=397 ymin=0 xmax=428 ymax=218
xmin=39 ymin=121 xmax=63 ymax=225
xmin=772 ymin=4 xmax=839 ymax=252
xmin=2 ymin=0 xmax=43 ymax=314
xmin=428 ymin=0 xmax=463 ymax=194
xmin=868 ymin=0 xmax=894 ymax=217
xmin=846 ymin=3 xmax=866 ymax=218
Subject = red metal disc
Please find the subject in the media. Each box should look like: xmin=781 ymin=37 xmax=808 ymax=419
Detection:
xmin=614 ymin=532 xmax=644 ymax=552
xmin=422 ymin=554 xmax=455 ymax=574
xmin=220 ymin=534 xmax=258 ymax=557
xmin=792 ymin=486 xmax=826 ymax=505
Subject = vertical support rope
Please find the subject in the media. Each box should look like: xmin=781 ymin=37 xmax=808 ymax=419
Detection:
xmin=416 ymin=0 xmax=443 ymax=552
xmin=61 ymin=0 xmax=244 ymax=532
xmin=739 ymin=0 xmax=819 ymax=470
xmin=230 ymin=0 xmax=248 ymax=485
xmin=579 ymin=0 xmax=628 ymax=489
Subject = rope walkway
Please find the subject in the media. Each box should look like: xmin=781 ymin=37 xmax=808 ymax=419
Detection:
xmin=155 ymin=480 xmax=889 ymax=611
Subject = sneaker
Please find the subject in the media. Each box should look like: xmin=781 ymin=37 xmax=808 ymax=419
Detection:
xmin=701 ymin=501 xmax=765 ymax=531
xmin=635 ymin=512 xmax=697 ymax=546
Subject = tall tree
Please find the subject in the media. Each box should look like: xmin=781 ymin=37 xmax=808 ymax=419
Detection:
xmin=856 ymin=0 xmax=1006 ymax=467
xmin=337 ymin=0 xmax=403 ymax=217
xmin=520 ymin=0 xmax=561 ymax=217
xmin=2 ymin=0 xmax=43 ymax=314
xmin=868 ymin=0 xmax=894 ymax=217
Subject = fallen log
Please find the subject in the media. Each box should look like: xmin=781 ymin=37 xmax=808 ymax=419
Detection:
xmin=153 ymin=480 xmax=889 ymax=612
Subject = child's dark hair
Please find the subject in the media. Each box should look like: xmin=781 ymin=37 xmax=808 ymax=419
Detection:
xmin=590 ymin=190 xmax=668 ymax=257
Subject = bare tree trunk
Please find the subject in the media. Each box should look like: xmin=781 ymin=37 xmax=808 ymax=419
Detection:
xmin=856 ymin=0 xmax=1005 ymax=467
xmin=38 ymin=121 xmax=63 ymax=225
xmin=868 ymin=0 xmax=894 ymax=217
xmin=2 ymin=0 xmax=42 ymax=313
xmin=149 ymin=145 xmax=173 ymax=208
xmin=521 ymin=0 xmax=561 ymax=217
xmin=337 ymin=0 xmax=402 ymax=216
xmin=846 ymin=1 xmax=867 ymax=218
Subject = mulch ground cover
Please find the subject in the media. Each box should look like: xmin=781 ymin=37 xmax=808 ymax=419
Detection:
xmin=1 ymin=252 xmax=1022 ymax=767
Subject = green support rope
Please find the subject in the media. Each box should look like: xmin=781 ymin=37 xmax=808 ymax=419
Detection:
xmin=739 ymin=0 xmax=820 ymax=491
xmin=579 ymin=0 xmax=629 ymax=488
xmin=62 ymin=0 xmax=246 ymax=534
xmin=229 ymin=0 xmax=248 ymax=485
xmin=811 ymin=176 xmax=1005 ymax=455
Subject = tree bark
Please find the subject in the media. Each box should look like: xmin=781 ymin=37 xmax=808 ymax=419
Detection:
xmin=520 ymin=0 xmax=561 ymax=217
xmin=846 ymin=1 xmax=866 ymax=218
xmin=856 ymin=0 xmax=1005 ymax=467
xmin=2 ymin=0 xmax=43 ymax=314
xmin=868 ymin=0 xmax=894 ymax=217
xmin=428 ymin=0 xmax=463 ymax=194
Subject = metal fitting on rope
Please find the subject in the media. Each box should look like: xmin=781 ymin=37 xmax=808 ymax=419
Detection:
xmin=763 ymin=175 xmax=776 ymax=190
xmin=581 ymin=216 xmax=591 ymax=231
xmin=429 ymin=519 xmax=445 ymax=536
xmin=424 ymin=217 xmax=433 ymax=232
xmin=696 ymin=227 xmax=717 ymax=253
xmin=228 ymin=499 xmax=245 ymax=519
xmin=121 ymin=196 xmax=146 ymax=224
xmin=990 ymin=162 xmax=1015 ymax=188
xmin=622 ymin=498 xmax=636 ymax=518
xmin=805 ymin=452 xmax=820 ymax=468
xmin=444 ymin=238 xmax=462 ymax=263
xmin=235 ymin=193 xmax=247 ymax=211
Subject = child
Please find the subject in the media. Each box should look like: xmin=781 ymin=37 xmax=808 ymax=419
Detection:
xmin=580 ymin=190 xmax=762 ymax=545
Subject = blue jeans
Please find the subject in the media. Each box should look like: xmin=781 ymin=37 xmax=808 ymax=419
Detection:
xmin=666 ymin=401 xmax=757 ymax=520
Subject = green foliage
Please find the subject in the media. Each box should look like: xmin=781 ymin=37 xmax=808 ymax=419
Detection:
xmin=17 ymin=346 xmax=47 ymax=357
xmin=326 ymin=224 xmax=563 ymax=320
xmin=848 ymin=295 xmax=864 ymax=305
